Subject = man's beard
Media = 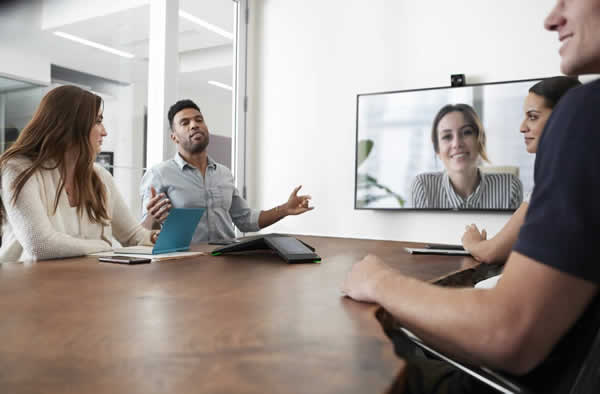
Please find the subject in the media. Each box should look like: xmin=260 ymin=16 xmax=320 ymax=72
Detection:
xmin=183 ymin=134 xmax=209 ymax=153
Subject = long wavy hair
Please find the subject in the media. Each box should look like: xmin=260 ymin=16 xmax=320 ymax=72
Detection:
xmin=0 ymin=85 xmax=109 ymax=224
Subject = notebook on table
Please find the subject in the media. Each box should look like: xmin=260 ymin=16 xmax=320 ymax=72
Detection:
xmin=115 ymin=208 xmax=205 ymax=255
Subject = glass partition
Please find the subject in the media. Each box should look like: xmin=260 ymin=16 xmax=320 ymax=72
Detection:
xmin=0 ymin=75 xmax=44 ymax=152
xmin=0 ymin=0 xmax=246 ymax=216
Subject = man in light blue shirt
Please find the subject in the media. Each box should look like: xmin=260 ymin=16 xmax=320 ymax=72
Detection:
xmin=140 ymin=99 xmax=313 ymax=243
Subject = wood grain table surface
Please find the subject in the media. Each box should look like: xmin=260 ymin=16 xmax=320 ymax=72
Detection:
xmin=0 ymin=235 xmax=477 ymax=394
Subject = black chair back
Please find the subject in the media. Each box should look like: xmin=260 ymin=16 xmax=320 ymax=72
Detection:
xmin=569 ymin=323 xmax=600 ymax=394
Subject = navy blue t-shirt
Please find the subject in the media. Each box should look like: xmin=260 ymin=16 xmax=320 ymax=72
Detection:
xmin=515 ymin=79 xmax=600 ymax=283
xmin=512 ymin=79 xmax=600 ymax=393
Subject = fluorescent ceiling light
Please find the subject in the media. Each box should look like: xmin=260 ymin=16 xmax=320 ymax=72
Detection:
xmin=179 ymin=10 xmax=233 ymax=40
xmin=53 ymin=31 xmax=135 ymax=59
xmin=208 ymin=80 xmax=232 ymax=91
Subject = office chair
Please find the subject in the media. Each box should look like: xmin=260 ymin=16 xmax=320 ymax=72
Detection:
xmin=569 ymin=324 xmax=600 ymax=394
xmin=376 ymin=306 xmax=600 ymax=394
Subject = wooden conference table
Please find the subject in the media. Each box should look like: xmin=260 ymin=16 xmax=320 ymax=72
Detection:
xmin=0 ymin=236 xmax=481 ymax=394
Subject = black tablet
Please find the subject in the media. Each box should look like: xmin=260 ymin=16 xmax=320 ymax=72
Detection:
xmin=211 ymin=234 xmax=321 ymax=263
xmin=264 ymin=235 xmax=321 ymax=263
xmin=425 ymin=243 xmax=465 ymax=251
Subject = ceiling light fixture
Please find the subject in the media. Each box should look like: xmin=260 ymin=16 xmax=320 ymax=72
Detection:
xmin=208 ymin=80 xmax=232 ymax=91
xmin=53 ymin=31 xmax=135 ymax=59
xmin=179 ymin=10 xmax=234 ymax=40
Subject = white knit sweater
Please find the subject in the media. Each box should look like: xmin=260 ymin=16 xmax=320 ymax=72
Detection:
xmin=0 ymin=157 xmax=152 ymax=262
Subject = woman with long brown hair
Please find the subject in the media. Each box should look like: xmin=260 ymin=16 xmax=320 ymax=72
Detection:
xmin=0 ymin=85 xmax=156 ymax=262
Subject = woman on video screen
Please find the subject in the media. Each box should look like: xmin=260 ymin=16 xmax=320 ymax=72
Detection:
xmin=410 ymin=103 xmax=522 ymax=209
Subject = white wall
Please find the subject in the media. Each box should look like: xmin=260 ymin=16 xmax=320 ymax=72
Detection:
xmin=247 ymin=0 xmax=562 ymax=243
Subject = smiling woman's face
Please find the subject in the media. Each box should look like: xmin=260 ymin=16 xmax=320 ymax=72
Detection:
xmin=436 ymin=111 xmax=479 ymax=173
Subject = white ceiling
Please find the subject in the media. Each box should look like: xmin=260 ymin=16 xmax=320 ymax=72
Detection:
xmin=1 ymin=0 xmax=236 ymax=86
xmin=53 ymin=0 xmax=234 ymax=57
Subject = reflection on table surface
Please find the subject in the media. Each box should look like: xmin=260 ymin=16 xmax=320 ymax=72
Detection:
xmin=0 ymin=235 xmax=478 ymax=394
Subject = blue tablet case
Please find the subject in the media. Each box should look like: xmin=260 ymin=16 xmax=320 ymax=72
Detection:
xmin=152 ymin=208 xmax=205 ymax=254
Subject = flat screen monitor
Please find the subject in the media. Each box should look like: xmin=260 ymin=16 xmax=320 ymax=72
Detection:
xmin=354 ymin=78 xmax=545 ymax=211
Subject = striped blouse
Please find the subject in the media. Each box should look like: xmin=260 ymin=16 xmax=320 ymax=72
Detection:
xmin=410 ymin=171 xmax=523 ymax=209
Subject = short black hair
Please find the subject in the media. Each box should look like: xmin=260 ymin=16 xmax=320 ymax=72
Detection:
xmin=529 ymin=76 xmax=581 ymax=109
xmin=168 ymin=99 xmax=201 ymax=128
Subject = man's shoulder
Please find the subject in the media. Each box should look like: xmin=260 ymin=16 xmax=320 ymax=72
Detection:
xmin=146 ymin=159 xmax=179 ymax=174
xmin=542 ymin=80 xmax=600 ymax=148
xmin=140 ymin=160 xmax=179 ymax=189
xmin=554 ymin=79 xmax=600 ymax=116
xmin=572 ymin=78 xmax=600 ymax=98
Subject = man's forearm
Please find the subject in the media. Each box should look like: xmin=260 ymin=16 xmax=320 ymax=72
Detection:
xmin=258 ymin=204 xmax=287 ymax=228
xmin=371 ymin=271 xmax=516 ymax=370
xmin=369 ymin=252 xmax=598 ymax=375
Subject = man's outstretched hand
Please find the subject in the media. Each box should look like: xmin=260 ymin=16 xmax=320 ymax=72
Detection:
xmin=283 ymin=185 xmax=313 ymax=215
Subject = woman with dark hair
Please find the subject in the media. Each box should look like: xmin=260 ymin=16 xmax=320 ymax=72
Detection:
xmin=462 ymin=76 xmax=581 ymax=267
xmin=0 ymin=85 xmax=157 ymax=262
xmin=410 ymin=103 xmax=523 ymax=209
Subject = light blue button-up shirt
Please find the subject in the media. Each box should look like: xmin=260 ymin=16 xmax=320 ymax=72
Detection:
xmin=140 ymin=153 xmax=260 ymax=243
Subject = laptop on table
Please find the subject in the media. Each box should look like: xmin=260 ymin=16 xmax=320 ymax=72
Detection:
xmin=115 ymin=208 xmax=205 ymax=255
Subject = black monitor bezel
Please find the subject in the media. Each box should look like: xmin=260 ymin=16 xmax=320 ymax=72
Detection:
xmin=353 ymin=77 xmax=546 ymax=212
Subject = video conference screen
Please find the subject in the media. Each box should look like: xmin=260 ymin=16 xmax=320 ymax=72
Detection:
xmin=354 ymin=78 xmax=544 ymax=211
